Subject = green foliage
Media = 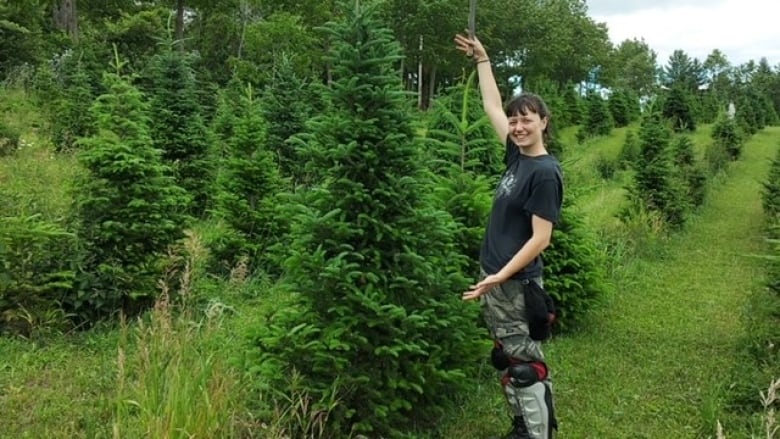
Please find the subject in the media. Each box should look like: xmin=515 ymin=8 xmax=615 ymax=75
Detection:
xmin=424 ymin=71 xmax=502 ymax=178
xmin=696 ymin=90 xmax=721 ymax=124
xmin=608 ymin=89 xmax=634 ymax=127
xmin=146 ymin=46 xmax=212 ymax=216
xmin=662 ymin=85 xmax=697 ymax=132
xmin=231 ymin=12 xmax=320 ymax=87
xmin=113 ymin=239 xmax=245 ymax=439
xmin=0 ymin=119 xmax=21 ymax=156
xmin=424 ymin=71 xmax=496 ymax=273
xmin=595 ymin=155 xmax=617 ymax=180
xmin=662 ymin=49 xmax=705 ymax=93
xmin=250 ymin=4 xmax=481 ymax=436
xmin=0 ymin=1 xmax=60 ymax=79
xmin=543 ymin=196 xmax=609 ymax=331
xmin=763 ymin=144 xmax=780 ymax=222
xmin=0 ymin=214 xmax=76 ymax=335
xmin=261 ymin=55 xmax=320 ymax=184
xmin=47 ymin=50 xmax=98 ymax=152
xmin=211 ymin=84 xmax=286 ymax=276
xmin=603 ymin=38 xmax=658 ymax=97
xmin=618 ymin=129 xmax=640 ymax=168
xmin=101 ymin=7 xmax=168 ymax=75
xmin=672 ymin=135 xmax=708 ymax=208
xmin=69 ymin=67 xmax=189 ymax=321
xmin=561 ymin=82 xmax=583 ymax=126
xmin=624 ymin=110 xmax=689 ymax=229
xmin=577 ymin=89 xmax=613 ymax=141
xmin=711 ymin=113 xmax=743 ymax=161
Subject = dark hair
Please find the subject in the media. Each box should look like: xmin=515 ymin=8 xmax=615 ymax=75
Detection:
xmin=505 ymin=92 xmax=551 ymax=119
xmin=504 ymin=92 xmax=554 ymax=141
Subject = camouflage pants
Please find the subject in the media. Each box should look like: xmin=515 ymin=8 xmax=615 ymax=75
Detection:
xmin=479 ymin=271 xmax=545 ymax=363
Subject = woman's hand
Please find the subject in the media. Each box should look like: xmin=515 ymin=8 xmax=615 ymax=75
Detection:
xmin=462 ymin=273 xmax=505 ymax=301
xmin=454 ymin=33 xmax=488 ymax=61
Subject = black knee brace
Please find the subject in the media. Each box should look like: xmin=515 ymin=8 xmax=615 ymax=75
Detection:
xmin=490 ymin=344 xmax=511 ymax=370
xmin=508 ymin=362 xmax=541 ymax=387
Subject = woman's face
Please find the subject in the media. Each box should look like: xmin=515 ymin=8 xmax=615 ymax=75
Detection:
xmin=508 ymin=110 xmax=548 ymax=150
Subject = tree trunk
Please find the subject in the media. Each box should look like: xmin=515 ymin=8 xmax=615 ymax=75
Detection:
xmin=417 ymin=35 xmax=423 ymax=109
xmin=399 ymin=58 xmax=404 ymax=87
xmin=175 ymin=0 xmax=185 ymax=50
xmin=52 ymin=0 xmax=78 ymax=43
xmin=425 ymin=66 xmax=436 ymax=110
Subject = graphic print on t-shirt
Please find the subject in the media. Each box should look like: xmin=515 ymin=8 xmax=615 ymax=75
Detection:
xmin=496 ymin=170 xmax=516 ymax=199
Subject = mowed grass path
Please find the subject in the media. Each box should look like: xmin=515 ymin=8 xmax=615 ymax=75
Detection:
xmin=545 ymin=127 xmax=779 ymax=438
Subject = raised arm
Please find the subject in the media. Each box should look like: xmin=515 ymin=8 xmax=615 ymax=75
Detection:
xmin=454 ymin=33 xmax=508 ymax=142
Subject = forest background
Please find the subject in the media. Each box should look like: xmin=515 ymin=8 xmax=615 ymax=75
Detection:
xmin=1 ymin=0 xmax=779 ymax=438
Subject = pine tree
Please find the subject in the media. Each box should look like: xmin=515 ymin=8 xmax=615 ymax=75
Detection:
xmin=424 ymin=71 xmax=498 ymax=273
xmin=211 ymin=84 xmax=286 ymax=275
xmin=50 ymin=54 xmax=96 ymax=152
xmin=425 ymin=71 xmax=503 ymax=178
xmin=562 ymin=82 xmax=582 ymax=125
xmin=261 ymin=54 xmax=319 ymax=184
xmin=543 ymin=194 xmax=608 ymax=330
xmin=578 ymin=89 xmax=613 ymax=141
xmin=762 ymin=144 xmax=780 ymax=220
xmin=662 ymin=85 xmax=696 ymax=132
xmin=711 ymin=112 xmax=743 ymax=161
xmin=618 ymin=129 xmax=640 ymax=169
xmin=147 ymin=46 xmax=212 ymax=216
xmin=251 ymin=3 xmax=481 ymax=436
xmin=625 ymin=109 xmax=689 ymax=228
xmin=608 ymin=89 xmax=632 ymax=127
xmin=672 ymin=135 xmax=707 ymax=208
xmin=70 ymin=60 xmax=189 ymax=320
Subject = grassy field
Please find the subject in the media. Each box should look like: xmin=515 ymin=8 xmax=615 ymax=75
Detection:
xmin=1 ymin=88 xmax=778 ymax=438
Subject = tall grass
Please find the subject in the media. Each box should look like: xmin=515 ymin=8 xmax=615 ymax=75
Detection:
xmin=112 ymin=232 xmax=245 ymax=439
xmin=718 ymin=378 xmax=780 ymax=439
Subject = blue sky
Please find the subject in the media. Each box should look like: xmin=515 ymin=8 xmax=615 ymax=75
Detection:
xmin=586 ymin=0 xmax=780 ymax=68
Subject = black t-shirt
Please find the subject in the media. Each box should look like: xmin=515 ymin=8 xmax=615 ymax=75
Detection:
xmin=479 ymin=137 xmax=563 ymax=280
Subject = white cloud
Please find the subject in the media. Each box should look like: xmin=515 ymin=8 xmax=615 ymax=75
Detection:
xmin=591 ymin=0 xmax=780 ymax=67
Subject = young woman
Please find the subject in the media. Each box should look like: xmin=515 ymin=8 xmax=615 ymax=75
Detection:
xmin=455 ymin=32 xmax=563 ymax=439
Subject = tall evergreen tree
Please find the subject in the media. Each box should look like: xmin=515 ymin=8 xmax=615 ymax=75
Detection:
xmin=711 ymin=112 xmax=743 ymax=161
xmin=251 ymin=3 xmax=480 ymax=436
xmin=211 ymin=84 xmax=286 ymax=275
xmin=578 ymin=89 xmax=613 ymax=141
xmin=672 ymin=135 xmax=707 ymax=208
xmin=543 ymin=194 xmax=608 ymax=330
xmin=260 ymin=54 xmax=319 ymax=184
xmin=625 ymin=109 xmax=689 ymax=228
xmin=562 ymin=82 xmax=582 ymax=125
xmin=662 ymin=85 xmax=697 ymax=132
xmin=147 ymin=45 xmax=212 ymax=216
xmin=70 ymin=60 xmax=189 ymax=320
xmin=424 ymin=71 xmax=498 ymax=273
xmin=608 ymin=88 xmax=632 ymax=127
xmin=50 ymin=52 xmax=97 ymax=152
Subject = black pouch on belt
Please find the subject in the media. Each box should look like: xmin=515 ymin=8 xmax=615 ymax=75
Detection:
xmin=523 ymin=280 xmax=556 ymax=341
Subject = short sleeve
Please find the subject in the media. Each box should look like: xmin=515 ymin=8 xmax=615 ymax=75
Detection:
xmin=524 ymin=169 xmax=563 ymax=224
